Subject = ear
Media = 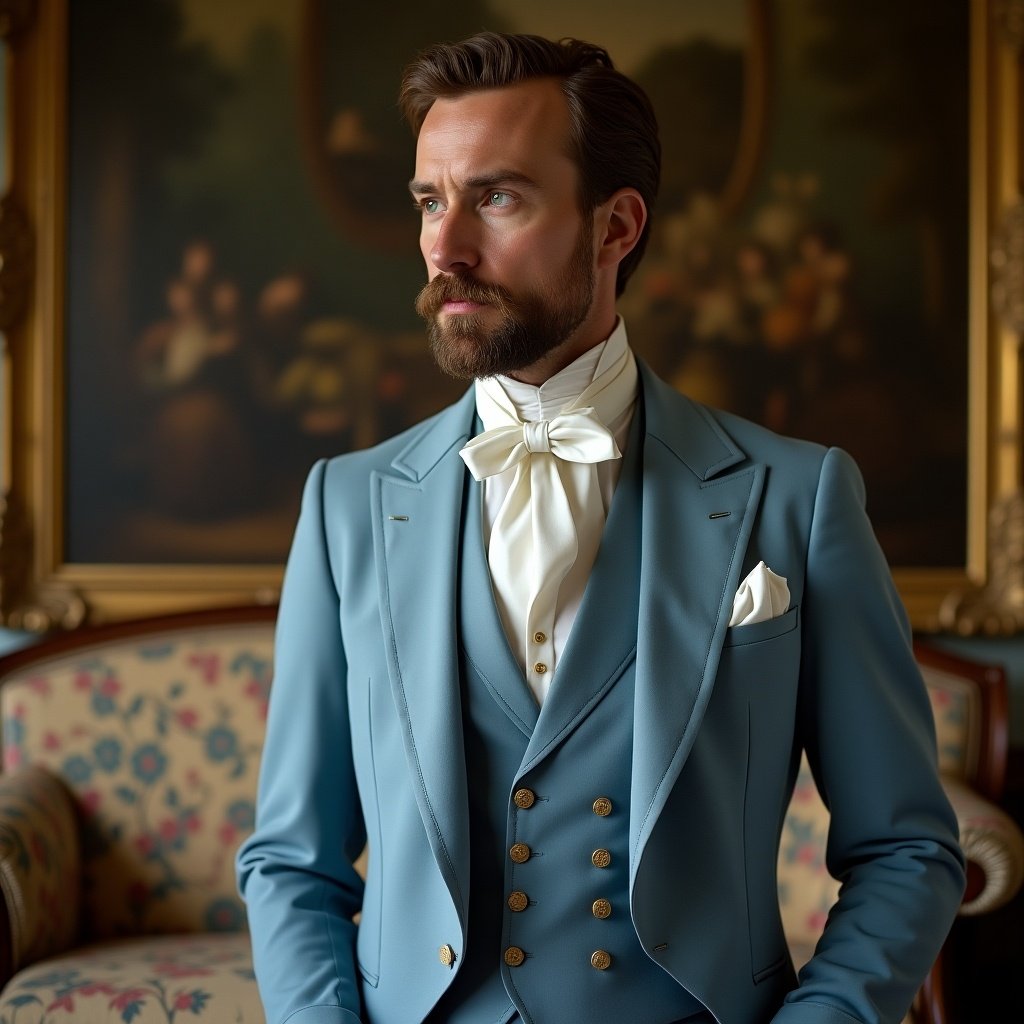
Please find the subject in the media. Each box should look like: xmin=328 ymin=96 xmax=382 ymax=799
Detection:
xmin=595 ymin=188 xmax=647 ymax=272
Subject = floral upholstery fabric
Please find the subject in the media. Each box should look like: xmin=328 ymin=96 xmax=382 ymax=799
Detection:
xmin=0 ymin=626 xmax=273 ymax=941
xmin=777 ymin=755 xmax=840 ymax=952
xmin=0 ymin=766 xmax=79 ymax=972
xmin=0 ymin=933 xmax=262 ymax=1023
xmin=920 ymin=665 xmax=978 ymax=780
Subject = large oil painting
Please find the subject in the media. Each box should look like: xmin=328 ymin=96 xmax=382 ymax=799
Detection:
xmin=63 ymin=0 xmax=967 ymax=573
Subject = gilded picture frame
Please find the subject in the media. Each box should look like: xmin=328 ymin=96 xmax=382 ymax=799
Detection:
xmin=0 ymin=0 xmax=1018 ymax=631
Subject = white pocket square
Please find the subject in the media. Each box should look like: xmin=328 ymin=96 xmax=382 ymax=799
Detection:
xmin=729 ymin=561 xmax=790 ymax=627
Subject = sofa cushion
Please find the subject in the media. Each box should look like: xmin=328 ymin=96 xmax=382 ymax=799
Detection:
xmin=0 ymin=933 xmax=262 ymax=1023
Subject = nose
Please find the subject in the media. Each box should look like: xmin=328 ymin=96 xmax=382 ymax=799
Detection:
xmin=426 ymin=208 xmax=480 ymax=274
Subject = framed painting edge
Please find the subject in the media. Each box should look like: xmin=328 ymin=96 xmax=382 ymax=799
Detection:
xmin=0 ymin=0 xmax=1017 ymax=631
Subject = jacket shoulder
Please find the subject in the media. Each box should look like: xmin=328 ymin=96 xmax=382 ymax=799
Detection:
xmin=705 ymin=404 xmax=828 ymax=468
xmin=320 ymin=388 xmax=473 ymax=490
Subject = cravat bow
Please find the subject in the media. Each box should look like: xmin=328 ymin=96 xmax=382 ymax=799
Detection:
xmin=459 ymin=406 xmax=620 ymax=481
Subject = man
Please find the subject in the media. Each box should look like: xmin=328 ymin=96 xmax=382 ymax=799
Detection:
xmin=237 ymin=33 xmax=965 ymax=1024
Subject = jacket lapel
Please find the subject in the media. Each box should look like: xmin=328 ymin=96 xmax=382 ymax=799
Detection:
xmin=629 ymin=364 xmax=764 ymax=878
xmin=371 ymin=387 xmax=476 ymax=932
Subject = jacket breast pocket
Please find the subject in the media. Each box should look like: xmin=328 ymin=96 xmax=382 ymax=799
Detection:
xmin=724 ymin=605 xmax=799 ymax=648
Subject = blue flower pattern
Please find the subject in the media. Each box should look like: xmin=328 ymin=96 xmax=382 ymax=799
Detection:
xmin=226 ymin=799 xmax=255 ymax=831
xmin=93 ymin=737 xmax=123 ymax=772
xmin=61 ymin=755 xmax=92 ymax=785
xmin=203 ymin=727 xmax=238 ymax=763
xmin=131 ymin=744 xmax=168 ymax=785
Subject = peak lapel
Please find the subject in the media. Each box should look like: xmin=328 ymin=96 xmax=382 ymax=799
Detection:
xmin=629 ymin=366 xmax=765 ymax=876
xmin=371 ymin=388 xmax=476 ymax=930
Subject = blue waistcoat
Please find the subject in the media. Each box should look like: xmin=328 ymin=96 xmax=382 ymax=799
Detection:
xmin=429 ymin=418 xmax=705 ymax=1024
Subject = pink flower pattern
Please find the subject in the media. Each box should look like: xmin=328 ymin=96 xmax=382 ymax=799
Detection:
xmin=0 ymin=935 xmax=253 ymax=1022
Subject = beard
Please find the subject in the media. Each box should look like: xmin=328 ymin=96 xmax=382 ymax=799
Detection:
xmin=414 ymin=220 xmax=595 ymax=380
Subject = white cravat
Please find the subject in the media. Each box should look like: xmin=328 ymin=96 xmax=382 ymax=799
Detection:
xmin=460 ymin=320 xmax=637 ymax=702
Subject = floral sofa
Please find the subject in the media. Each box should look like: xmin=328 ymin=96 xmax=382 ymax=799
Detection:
xmin=0 ymin=607 xmax=1019 ymax=1024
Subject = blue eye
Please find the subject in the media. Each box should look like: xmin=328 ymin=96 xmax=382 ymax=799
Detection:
xmin=488 ymin=192 xmax=513 ymax=207
xmin=422 ymin=199 xmax=441 ymax=215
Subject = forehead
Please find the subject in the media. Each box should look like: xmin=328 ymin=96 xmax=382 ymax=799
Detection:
xmin=414 ymin=78 xmax=576 ymax=186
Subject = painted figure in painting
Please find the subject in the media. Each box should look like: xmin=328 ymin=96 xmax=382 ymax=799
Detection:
xmin=238 ymin=33 xmax=964 ymax=1024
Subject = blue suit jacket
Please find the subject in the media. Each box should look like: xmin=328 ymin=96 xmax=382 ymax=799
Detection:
xmin=237 ymin=364 xmax=965 ymax=1024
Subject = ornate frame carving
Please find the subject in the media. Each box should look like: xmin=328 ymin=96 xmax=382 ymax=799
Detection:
xmin=1 ymin=1 xmax=1020 ymax=629
xmin=938 ymin=0 xmax=1024 ymax=634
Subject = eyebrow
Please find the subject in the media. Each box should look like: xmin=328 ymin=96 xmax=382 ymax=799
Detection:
xmin=408 ymin=170 xmax=539 ymax=196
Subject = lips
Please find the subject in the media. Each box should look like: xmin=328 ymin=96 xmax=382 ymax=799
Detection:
xmin=441 ymin=299 xmax=485 ymax=314
xmin=415 ymin=274 xmax=513 ymax=322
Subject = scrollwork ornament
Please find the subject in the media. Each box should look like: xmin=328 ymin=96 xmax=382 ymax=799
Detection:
xmin=994 ymin=0 xmax=1024 ymax=52
xmin=6 ymin=582 xmax=89 ymax=633
xmin=0 ymin=0 xmax=36 ymax=41
xmin=0 ymin=194 xmax=33 ymax=334
xmin=991 ymin=199 xmax=1024 ymax=336
xmin=0 ymin=491 xmax=88 ymax=632
xmin=940 ymin=491 xmax=1024 ymax=635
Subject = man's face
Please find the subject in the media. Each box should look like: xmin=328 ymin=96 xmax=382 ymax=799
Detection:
xmin=410 ymin=79 xmax=598 ymax=380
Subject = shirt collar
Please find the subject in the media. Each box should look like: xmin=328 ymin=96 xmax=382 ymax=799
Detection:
xmin=477 ymin=317 xmax=631 ymax=423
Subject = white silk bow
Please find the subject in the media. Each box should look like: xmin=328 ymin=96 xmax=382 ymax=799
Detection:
xmin=459 ymin=406 xmax=620 ymax=481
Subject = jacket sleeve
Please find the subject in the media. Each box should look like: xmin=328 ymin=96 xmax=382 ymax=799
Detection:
xmin=773 ymin=447 xmax=966 ymax=1024
xmin=237 ymin=460 xmax=367 ymax=1024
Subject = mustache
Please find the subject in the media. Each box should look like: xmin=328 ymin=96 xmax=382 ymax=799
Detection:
xmin=414 ymin=275 xmax=514 ymax=319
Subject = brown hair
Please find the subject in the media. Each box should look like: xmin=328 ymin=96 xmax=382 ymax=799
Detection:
xmin=399 ymin=32 xmax=660 ymax=296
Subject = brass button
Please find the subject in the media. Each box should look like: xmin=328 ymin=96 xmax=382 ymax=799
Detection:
xmin=504 ymin=945 xmax=526 ymax=967
xmin=591 ymin=949 xmax=612 ymax=971
xmin=508 ymin=890 xmax=529 ymax=912
xmin=592 ymin=898 xmax=612 ymax=919
xmin=592 ymin=796 xmax=613 ymax=817
xmin=533 ymin=662 xmax=548 ymax=674
xmin=514 ymin=788 xmax=536 ymax=809
xmin=439 ymin=944 xmax=456 ymax=968
xmin=533 ymin=631 xmax=547 ymax=644
xmin=591 ymin=848 xmax=611 ymax=869
xmin=510 ymin=842 xmax=532 ymax=863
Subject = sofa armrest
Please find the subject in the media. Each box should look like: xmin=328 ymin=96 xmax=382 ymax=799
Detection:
xmin=941 ymin=774 xmax=1024 ymax=916
xmin=0 ymin=765 xmax=81 ymax=983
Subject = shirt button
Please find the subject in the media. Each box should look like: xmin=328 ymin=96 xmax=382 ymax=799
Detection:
xmin=438 ymin=944 xmax=456 ymax=968
xmin=591 ymin=848 xmax=611 ymax=869
xmin=508 ymin=890 xmax=529 ymax=912
xmin=533 ymin=631 xmax=547 ymax=644
xmin=514 ymin=788 xmax=536 ymax=809
xmin=591 ymin=949 xmax=612 ymax=970
xmin=592 ymin=796 xmax=613 ymax=817
xmin=592 ymin=898 xmax=612 ymax=919
xmin=505 ymin=946 xmax=526 ymax=967
xmin=533 ymin=662 xmax=548 ymax=674
xmin=510 ymin=842 xmax=532 ymax=863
